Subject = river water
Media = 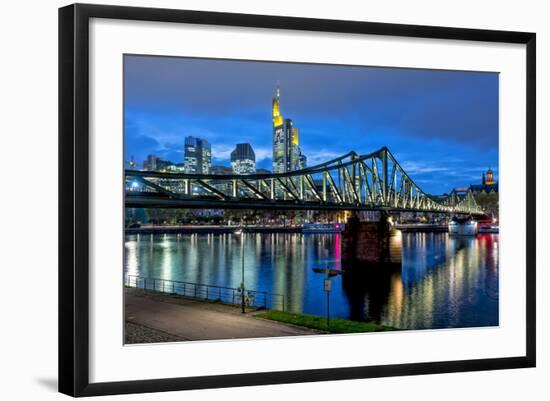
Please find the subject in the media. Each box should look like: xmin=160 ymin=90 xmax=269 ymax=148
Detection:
xmin=124 ymin=232 xmax=499 ymax=330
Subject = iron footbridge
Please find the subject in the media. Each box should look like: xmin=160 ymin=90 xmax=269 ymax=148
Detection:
xmin=125 ymin=147 xmax=482 ymax=214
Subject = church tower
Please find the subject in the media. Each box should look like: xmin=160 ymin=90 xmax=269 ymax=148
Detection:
xmin=485 ymin=168 xmax=495 ymax=185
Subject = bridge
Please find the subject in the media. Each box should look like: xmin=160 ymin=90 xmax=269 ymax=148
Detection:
xmin=125 ymin=146 xmax=482 ymax=215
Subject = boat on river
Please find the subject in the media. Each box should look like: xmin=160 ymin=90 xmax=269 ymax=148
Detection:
xmin=477 ymin=222 xmax=499 ymax=234
xmin=448 ymin=217 xmax=478 ymax=236
xmin=302 ymin=223 xmax=345 ymax=234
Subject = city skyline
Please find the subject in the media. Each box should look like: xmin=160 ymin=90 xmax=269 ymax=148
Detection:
xmin=124 ymin=55 xmax=499 ymax=194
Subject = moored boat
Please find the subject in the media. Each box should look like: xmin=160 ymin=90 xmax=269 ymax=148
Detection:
xmin=448 ymin=217 xmax=477 ymax=236
xmin=476 ymin=216 xmax=499 ymax=234
xmin=478 ymin=223 xmax=499 ymax=234
xmin=302 ymin=223 xmax=345 ymax=234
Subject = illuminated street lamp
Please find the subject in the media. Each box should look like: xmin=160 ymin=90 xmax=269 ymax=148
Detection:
xmin=235 ymin=228 xmax=246 ymax=313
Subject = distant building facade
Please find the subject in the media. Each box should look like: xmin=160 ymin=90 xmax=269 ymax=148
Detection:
xmin=184 ymin=136 xmax=211 ymax=174
xmin=211 ymin=165 xmax=233 ymax=193
xmin=143 ymin=154 xmax=158 ymax=171
xmin=470 ymin=167 xmax=498 ymax=194
xmin=142 ymin=155 xmax=183 ymax=172
xmin=211 ymin=165 xmax=233 ymax=175
xmin=156 ymin=158 xmax=174 ymax=172
xmin=272 ymin=85 xmax=306 ymax=173
xmin=231 ymin=143 xmax=256 ymax=174
xmin=482 ymin=168 xmax=496 ymax=185
xmin=299 ymin=153 xmax=307 ymax=169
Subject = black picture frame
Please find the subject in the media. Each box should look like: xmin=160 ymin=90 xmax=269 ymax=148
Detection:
xmin=59 ymin=3 xmax=536 ymax=397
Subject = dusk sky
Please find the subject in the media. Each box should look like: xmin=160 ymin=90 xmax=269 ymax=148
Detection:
xmin=124 ymin=55 xmax=499 ymax=194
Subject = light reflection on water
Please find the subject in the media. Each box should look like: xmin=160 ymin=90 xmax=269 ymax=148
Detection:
xmin=124 ymin=232 xmax=498 ymax=330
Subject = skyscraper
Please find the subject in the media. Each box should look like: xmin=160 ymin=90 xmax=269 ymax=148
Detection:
xmin=272 ymin=85 xmax=306 ymax=173
xmin=230 ymin=143 xmax=256 ymax=174
xmin=299 ymin=153 xmax=307 ymax=169
xmin=143 ymin=154 xmax=158 ymax=171
xmin=183 ymin=136 xmax=211 ymax=174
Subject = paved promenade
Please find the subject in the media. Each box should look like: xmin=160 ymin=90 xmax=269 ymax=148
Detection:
xmin=125 ymin=288 xmax=323 ymax=342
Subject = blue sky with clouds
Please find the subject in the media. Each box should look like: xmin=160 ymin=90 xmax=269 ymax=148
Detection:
xmin=124 ymin=55 xmax=498 ymax=194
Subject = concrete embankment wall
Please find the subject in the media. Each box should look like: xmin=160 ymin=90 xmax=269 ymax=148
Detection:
xmin=396 ymin=224 xmax=448 ymax=233
xmin=126 ymin=226 xmax=302 ymax=235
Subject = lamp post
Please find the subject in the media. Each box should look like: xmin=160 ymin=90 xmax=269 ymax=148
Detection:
xmin=238 ymin=229 xmax=246 ymax=313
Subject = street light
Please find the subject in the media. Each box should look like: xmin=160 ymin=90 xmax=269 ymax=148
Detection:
xmin=235 ymin=229 xmax=246 ymax=313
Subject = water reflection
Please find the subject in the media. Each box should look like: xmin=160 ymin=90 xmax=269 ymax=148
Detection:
xmin=342 ymin=264 xmax=402 ymax=323
xmin=124 ymin=232 xmax=498 ymax=330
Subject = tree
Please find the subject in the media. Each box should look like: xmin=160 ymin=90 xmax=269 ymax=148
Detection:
xmin=144 ymin=208 xmax=190 ymax=225
xmin=474 ymin=191 xmax=499 ymax=218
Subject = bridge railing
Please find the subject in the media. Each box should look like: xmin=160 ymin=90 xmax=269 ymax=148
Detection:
xmin=124 ymin=274 xmax=285 ymax=311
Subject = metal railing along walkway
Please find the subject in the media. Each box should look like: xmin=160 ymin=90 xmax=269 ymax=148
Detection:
xmin=125 ymin=274 xmax=285 ymax=311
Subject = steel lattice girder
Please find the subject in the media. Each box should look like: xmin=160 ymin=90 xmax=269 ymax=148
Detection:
xmin=125 ymin=147 xmax=483 ymax=214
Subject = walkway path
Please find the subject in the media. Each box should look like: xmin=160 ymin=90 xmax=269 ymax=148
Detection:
xmin=125 ymin=288 xmax=323 ymax=341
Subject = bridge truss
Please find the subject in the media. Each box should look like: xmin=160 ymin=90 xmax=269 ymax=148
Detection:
xmin=125 ymin=147 xmax=482 ymax=214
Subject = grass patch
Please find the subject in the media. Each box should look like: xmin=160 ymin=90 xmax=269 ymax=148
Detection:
xmin=255 ymin=310 xmax=396 ymax=334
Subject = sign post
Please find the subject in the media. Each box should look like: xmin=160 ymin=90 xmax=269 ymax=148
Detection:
xmin=324 ymin=278 xmax=331 ymax=329
xmin=312 ymin=267 xmax=343 ymax=331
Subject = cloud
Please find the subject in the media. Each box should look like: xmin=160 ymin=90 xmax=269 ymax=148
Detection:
xmin=211 ymin=144 xmax=234 ymax=161
xmin=253 ymin=147 xmax=272 ymax=162
xmin=125 ymin=55 xmax=498 ymax=148
xmin=398 ymin=158 xmax=498 ymax=193
xmin=400 ymin=161 xmax=451 ymax=175
xmin=124 ymin=56 xmax=499 ymax=193
xmin=301 ymin=148 xmax=344 ymax=166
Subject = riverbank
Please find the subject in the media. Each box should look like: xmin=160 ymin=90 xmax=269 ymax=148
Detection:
xmin=126 ymin=225 xmax=301 ymax=235
xmin=254 ymin=310 xmax=395 ymax=334
xmin=125 ymin=287 xmax=324 ymax=342
xmin=127 ymin=224 xmax=452 ymax=235
xmin=395 ymin=224 xmax=448 ymax=232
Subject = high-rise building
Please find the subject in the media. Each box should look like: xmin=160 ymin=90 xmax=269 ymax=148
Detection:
xmin=183 ymin=136 xmax=211 ymax=174
xmin=143 ymin=154 xmax=157 ymax=171
xmin=299 ymin=153 xmax=307 ymax=169
xmin=143 ymin=155 xmax=180 ymax=172
xmin=272 ymin=85 xmax=306 ymax=173
xmin=156 ymin=158 xmax=174 ymax=172
xmin=231 ymin=143 xmax=256 ymax=174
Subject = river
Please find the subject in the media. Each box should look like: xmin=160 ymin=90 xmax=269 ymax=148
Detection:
xmin=124 ymin=231 xmax=499 ymax=330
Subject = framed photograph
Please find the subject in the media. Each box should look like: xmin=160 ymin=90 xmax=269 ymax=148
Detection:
xmin=58 ymin=3 xmax=536 ymax=397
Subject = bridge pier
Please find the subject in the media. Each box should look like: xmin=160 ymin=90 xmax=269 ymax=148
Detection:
xmin=341 ymin=213 xmax=402 ymax=267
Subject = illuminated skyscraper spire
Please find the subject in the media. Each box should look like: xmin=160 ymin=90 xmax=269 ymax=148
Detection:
xmin=272 ymin=82 xmax=306 ymax=173
xmin=272 ymin=83 xmax=283 ymax=127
